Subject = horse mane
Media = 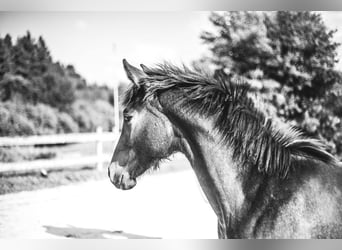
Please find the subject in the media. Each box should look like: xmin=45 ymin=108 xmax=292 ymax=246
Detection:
xmin=123 ymin=62 xmax=338 ymax=178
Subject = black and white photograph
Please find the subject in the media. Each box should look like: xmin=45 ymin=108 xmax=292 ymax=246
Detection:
xmin=1 ymin=10 xmax=342 ymax=240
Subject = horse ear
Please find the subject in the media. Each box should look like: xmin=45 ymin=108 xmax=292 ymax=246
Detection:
xmin=123 ymin=59 xmax=146 ymax=86
xmin=140 ymin=64 xmax=152 ymax=75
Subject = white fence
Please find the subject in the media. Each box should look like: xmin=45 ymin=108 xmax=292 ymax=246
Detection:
xmin=0 ymin=127 xmax=119 ymax=175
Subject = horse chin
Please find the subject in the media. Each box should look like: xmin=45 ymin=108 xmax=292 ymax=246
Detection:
xmin=108 ymin=162 xmax=137 ymax=190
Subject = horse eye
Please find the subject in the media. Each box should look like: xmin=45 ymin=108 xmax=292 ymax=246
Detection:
xmin=124 ymin=115 xmax=132 ymax=122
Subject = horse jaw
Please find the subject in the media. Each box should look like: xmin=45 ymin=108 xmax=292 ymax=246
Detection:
xmin=108 ymin=162 xmax=137 ymax=190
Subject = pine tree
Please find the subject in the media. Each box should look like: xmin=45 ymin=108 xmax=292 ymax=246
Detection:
xmin=34 ymin=36 xmax=51 ymax=75
xmin=12 ymin=32 xmax=32 ymax=78
xmin=0 ymin=34 xmax=13 ymax=78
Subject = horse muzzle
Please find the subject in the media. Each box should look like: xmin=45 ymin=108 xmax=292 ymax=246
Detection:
xmin=108 ymin=162 xmax=137 ymax=190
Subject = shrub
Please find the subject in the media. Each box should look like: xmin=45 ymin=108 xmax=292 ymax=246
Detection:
xmin=93 ymin=100 xmax=115 ymax=131
xmin=0 ymin=101 xmax=82 ymax=136
xmin=0 ymin=102 xmax=36 ymax=136
xmin=57 ymin=112 xmax=79 ymax=134
xmin=70 ymin=100 xmax=97 ymax=132
xmin=70 ymin=100 xmax=114 ymax=132
xmin=25 ymin=103 xmax=58 ymax=135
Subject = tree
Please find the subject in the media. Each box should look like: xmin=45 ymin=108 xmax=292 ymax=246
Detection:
xmin=31 ymin=36 xmax=51 ymax=76
xmin=0 ymin=32 xmax=117 ymax=136
xmin=33 ymin=62 xmax=76 ymax=111
xmin=0 ymin=73 xmax=31 ymax=102
xmin=0 ymin=34 xmax=13 ymax=78
xmin=201 ymin=11 xmax=342 ymax=155
xmin=11 ymin=31 xmax=34 ymax=78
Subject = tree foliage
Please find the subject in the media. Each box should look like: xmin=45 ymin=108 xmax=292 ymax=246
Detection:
xmin=0 ymin=31 xmax=76 ymax=110
xmin=0 ymin=32 xmax=116 ymax=135
xmin=201 ymin=11 xmax=342 ymax=156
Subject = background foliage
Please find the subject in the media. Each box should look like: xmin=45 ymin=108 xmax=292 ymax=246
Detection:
xmin=199 ymin=11 xmax=342 ymax=157
xmin=0 ymin=32 xmax=122 ymax=137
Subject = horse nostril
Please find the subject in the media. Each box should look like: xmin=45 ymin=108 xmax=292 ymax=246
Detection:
xmin=118 ymin=159 xmax=126 ymax=167
xmin=119 ymin=173 xmax=124 ymax=186
xmin=108 ymin=162 xmax=120 ymax=184
xmin=107 ymin=162 xmax=137 ymax=190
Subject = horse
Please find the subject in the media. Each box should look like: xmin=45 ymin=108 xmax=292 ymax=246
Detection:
xmin=108 ymin=59 xmax=342 ymax=239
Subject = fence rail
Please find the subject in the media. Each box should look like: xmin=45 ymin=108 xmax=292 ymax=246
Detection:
xmin=0 ymin=127 xmax=119 ymax=175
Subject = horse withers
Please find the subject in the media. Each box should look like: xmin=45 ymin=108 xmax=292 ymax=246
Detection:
xmin=108 ymin=59 xmax=342 ymax=238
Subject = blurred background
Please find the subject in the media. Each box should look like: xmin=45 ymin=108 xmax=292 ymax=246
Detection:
xmin=1 ymin=11 xmax=342 ymax=238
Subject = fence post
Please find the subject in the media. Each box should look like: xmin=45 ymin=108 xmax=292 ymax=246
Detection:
xmin=96 ymin=126 xmax=103 ymax=170
xmin=113 ymin=82 xmax=120 ymax=136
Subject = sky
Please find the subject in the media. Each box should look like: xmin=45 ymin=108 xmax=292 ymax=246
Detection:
xmin=1 ymin=11 xmax=342 ymax=87
xmin=0 ymin=12 xmax=212 ymax=87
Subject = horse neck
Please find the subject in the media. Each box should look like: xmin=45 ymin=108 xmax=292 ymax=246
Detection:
xmin=159 ymin=93 xmax=267 ymax=235
xmin=179 ymin=115 xmax=246 ymax=214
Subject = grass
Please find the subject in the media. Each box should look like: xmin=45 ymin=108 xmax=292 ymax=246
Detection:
xmin=0 ymin=167 xmax=108 ymax=195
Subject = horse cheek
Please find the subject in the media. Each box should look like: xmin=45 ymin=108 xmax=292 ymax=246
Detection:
xmin=146 ymin=121 xmax=170 ymax=156
xmin=133 ymin=122 xmax=159 ymax=157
